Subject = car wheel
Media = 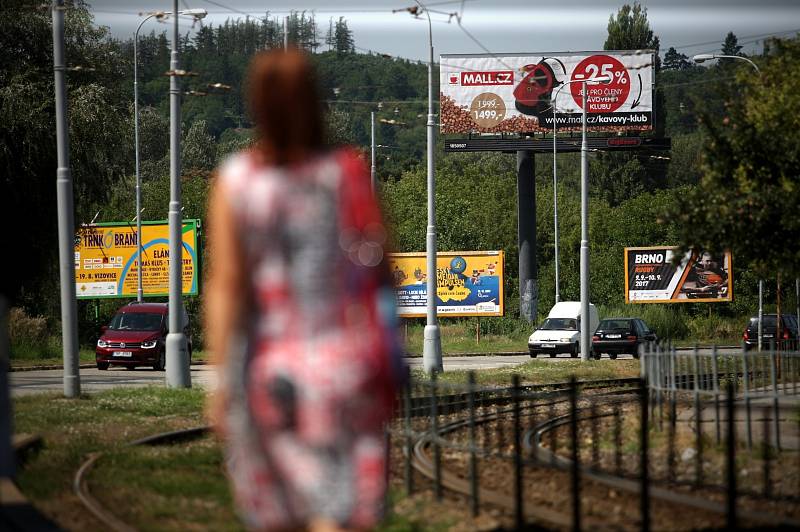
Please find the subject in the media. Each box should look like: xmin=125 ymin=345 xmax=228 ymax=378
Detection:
xmin=153 ymin=350 xmax=166 ymax=371
xmin=529 ymin=352 xmax=537 ymax=358
xmin=125 ymin=365 xmax=136 ymax=371
xmin=570 ymin=343 xmax=579 ymax=358
xmin=549 ymin=353 xmax=556 ymax=358
xmin=609 ymin=353 xmax=618 ymax=360
xmin=97 ymin=363 xmax=108 ymax=371
xmin=593 ymin=351 xmax=601 ymax=360
xmin=633 ymin=352 xmax=640 ymax=360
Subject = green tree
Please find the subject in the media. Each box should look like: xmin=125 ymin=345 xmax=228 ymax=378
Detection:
xmin=182 ymin=120 xmax=217 ymax=171
xmin=721 ymin=31 xmax=743 ymax=57
xmin=663 ymin=47 xmax=691 ymax=70
xmin=667 ymin=36 xmax=799 ymax=278
xmin=333 ymin=17 xmax=354 ymax=54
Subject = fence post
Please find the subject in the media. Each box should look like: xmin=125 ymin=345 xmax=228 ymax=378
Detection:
xmin=403 ymin=380 xmax=414 ymax=495
xmin=692 ymin=345 xmax=703 ymax=486
xmin=467 ymin=371 xmax=479 ymax=517
xmin=569 ymin=377 xmax=581 ymax=532
xmin=725 ymin=384 xmax=737 ymax=529
xmin=640 ymin=377 xmax=650 ymax=532
xmin=741 ymin=343 xmax=753 ymax=449
xmin=512 ymin=374 xmax=523 ymax=530
xmin=430 ymin=373 xmax=442 ymax=501
xmin=762 ymin=407 xmax=771 ymax=499
xmin=711 ymin=345 xmax=721 ymax=444
xmin=614 ymin=404 xmax=623 ymax=477
xmin=768 ymin=349 xmax=781 ymax=450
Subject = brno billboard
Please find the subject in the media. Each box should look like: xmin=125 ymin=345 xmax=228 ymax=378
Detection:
xmin=440 ymin=51 xmax=654 ymax=134
xmin=624 ymin=246 xmax=733 ymax=304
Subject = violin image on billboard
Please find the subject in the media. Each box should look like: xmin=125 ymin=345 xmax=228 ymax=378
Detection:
xmin=513 ymin=57 xmax=565 ymax=116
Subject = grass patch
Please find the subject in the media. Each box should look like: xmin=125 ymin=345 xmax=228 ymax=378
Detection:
xmin=402 ymin=321 xmax=529 ymax=355
xmin=414 ymin=359 xmax=641 ymax=386
xmin=10 ymin=348 xmax=96 ymax=368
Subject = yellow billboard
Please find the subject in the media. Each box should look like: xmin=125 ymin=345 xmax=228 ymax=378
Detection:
xmin=388 ymin=251 xmax=504 ymax=317
xmin=74 ymin=220 xmax=200 ymax=299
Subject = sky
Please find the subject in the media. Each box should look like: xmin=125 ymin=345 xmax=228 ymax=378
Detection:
xmin=87 ymin=0 xmax=800 ymax=62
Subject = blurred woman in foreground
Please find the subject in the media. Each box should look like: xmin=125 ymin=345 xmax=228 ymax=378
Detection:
xmin=204 ymin=48 xmax=404 ymax=531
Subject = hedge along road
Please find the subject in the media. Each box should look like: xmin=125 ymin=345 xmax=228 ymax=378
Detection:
xmin=8 ymin=349 xmax=738 ymax=397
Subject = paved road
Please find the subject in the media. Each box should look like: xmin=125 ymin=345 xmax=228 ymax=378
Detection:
xmin=10 ymin=349 xmax=739 ymax=397
xmin=10 ymin=353 xmax=604 ymax=396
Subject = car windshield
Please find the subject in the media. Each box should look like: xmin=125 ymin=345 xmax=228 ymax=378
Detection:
xmin=749 ymin=316 xmax=779 ymax=328
xmin=540 ymin=318 xmax=577 ymax=331
xmin=109 ymin=312 xmax=163 ymax=331
xmin=599 ymin=319 xmax=632 ymax=330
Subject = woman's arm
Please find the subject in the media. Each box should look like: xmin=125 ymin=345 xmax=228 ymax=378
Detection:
xmin=204 ymin=177 xmax=246 ymax=429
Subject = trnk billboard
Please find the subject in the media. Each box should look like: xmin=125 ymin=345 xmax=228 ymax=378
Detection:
xmin=388 ymin=251 xmax=504 ymax=317
xmin=440 ymin=51 xmax=654 ymax=134
xmin=624 ymin=247 xmax=733 ymax=304
xmin=74 ymin=220 xmax=200 ymax=299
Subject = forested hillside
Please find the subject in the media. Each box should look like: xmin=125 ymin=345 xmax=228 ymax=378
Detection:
xmin=2 ymin=1 xmax=798 ymax=351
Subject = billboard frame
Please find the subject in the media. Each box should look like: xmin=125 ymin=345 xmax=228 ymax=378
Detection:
xmin=440 ymin=49 xmax=657 ymax=136
xmin=74 ymin=219 xmax=202 ymax=300
xmin=624 ymin=246 xmax=734 ymax=304
xmin=389 ymin=250 xmax=505 ymax=318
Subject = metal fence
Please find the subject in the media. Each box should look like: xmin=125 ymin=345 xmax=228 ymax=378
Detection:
xmin=641 ymin=344 xmax=800 ymax=450
xmin=390 ymin=368 xmax=800 ymax=531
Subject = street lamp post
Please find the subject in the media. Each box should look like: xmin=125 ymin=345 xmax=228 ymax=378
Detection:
xmin=693 ymin=53 xmax=763 ymax=350
xmin=134 ymin=8 xmax=206 ymax=304
xmin=165 ymin=0 xmax=193 ymax=388
xmin=415 ymin=1 xmax=443 ymax=374
xmin=550 ymin=76 xmax=610 ymax=307
xmin=52 ymin=0 xmax=80 ymax=397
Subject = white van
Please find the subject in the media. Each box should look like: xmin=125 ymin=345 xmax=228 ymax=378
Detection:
xmin=528 ymin=301 xmax=599 ymax=358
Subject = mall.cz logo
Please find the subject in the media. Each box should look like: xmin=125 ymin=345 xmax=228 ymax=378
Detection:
xmin=460 ymin=70 xmax=514 ymax=86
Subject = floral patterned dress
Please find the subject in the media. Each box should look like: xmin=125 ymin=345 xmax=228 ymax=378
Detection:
xmin=217 ymin=148 xmax=403 ymax=530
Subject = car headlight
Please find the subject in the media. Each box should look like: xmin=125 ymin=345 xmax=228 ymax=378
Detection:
xmin=97 ymin=338 xmax=107 ymax=348
xmin=560 ymin=337 xmax=572 ymax=343
xmin=141 ymin=340 xmax=158 ymax=349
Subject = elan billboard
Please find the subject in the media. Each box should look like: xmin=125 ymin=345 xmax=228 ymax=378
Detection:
xmin=440 ymin=51 xmax=654 ymax=134
xmin=74 ymin=220 xmax=200 ymax=299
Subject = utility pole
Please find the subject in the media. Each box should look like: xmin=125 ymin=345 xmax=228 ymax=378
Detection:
xmin=284 ymin=15 xmax=289 ymax=48
xmin=53 ymin=0 xmax=80 ymax=397
xmin=370 ymin=111 xmax=376 ymax=195
xmin=165 ymin=0 xmax=190 ymax=388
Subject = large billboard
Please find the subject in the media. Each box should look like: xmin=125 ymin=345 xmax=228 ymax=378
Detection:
xmin=74 ymin=220 xmax=200 ymax=299
xmin=389 ymin=251 xmax=504 ymax=317
xmin=440 ymin=51 xmax=654 ymax=134
xmin=625 ymin=247 xmax=733 ymax=304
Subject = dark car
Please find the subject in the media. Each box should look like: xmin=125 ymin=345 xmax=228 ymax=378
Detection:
xmin=592 ymin=318 xmax=656 ymax=360
xmin=95 ymin=302 xmax=192 ymax=371
xmin=742 ymin=314 xmax=798 ymax=351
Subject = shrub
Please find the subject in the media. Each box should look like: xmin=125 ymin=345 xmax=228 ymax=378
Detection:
xmin=8 ymin=307 xmax=59 ymax=360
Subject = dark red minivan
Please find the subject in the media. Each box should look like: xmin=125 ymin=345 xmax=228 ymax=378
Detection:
xmin=95 ymin=302 xmax=192 ymax=371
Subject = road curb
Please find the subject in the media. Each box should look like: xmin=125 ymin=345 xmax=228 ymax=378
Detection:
xmin=9 ymin=360 xmax=209 ymax=373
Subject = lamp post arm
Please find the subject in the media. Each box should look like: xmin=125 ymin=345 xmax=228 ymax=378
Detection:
xmin=718 ymin=55 xmax=760 ymax=73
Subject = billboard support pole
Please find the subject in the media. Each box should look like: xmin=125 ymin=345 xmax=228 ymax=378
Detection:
xmin=517 ymin=150 xmax=537 ymax=323
xmin=53 ymin=0 xmax=80 ymax=397
xmin=580 ymin=80 xmax=591 ymax=361
xmin=370 ymin=111 xmax=376 ymax=195
xmin=166 ymin=0 xmax=190 ymax=388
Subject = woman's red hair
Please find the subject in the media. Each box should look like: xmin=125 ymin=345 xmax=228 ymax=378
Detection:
xmin=247 ymin=47 xmax=325 ymax=165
